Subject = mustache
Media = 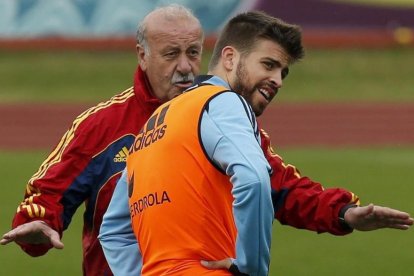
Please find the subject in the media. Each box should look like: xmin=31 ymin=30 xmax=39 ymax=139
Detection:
xmin=171 ymin=72 xmax=195 ymax=84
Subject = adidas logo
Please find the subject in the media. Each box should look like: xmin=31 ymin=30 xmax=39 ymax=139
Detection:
xmin=113 ymin=146 xmax=129 ymax=163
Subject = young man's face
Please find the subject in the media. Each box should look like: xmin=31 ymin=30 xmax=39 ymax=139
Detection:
xmin=231 ymin=39 xmax=290 ymax=116
xmin=138 ymin=17 xmax=203 ymax=103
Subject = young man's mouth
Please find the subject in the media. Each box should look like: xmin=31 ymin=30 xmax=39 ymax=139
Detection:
xmin=258 ymin=87 xmax=275 ymax=102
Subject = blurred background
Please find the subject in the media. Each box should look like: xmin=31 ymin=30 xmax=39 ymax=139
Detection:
xmin=1 ymin=0 xmax=414 ymax=275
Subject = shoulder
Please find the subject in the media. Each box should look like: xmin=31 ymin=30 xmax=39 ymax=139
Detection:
xmin=65 ymin=87 xmax=139 ymax=153
xmin=75 ymin=87 xmax=135 ymax=131
xmin=208 ymin=91 xmax=249 ymax=111
xmin=208 ymin=92 xmax=255 ymax=123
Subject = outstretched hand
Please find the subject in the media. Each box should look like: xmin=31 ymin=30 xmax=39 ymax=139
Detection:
xmin=0 ymin=221 xmax=64 ymax=249
xmin=345 ymin=204 xmax=414 ymax=231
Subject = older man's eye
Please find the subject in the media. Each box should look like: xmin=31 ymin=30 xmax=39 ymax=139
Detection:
xmin=165 ymin=51 xmax=178 ymax=58
xmin=187 ymin=48 xmax=201 ymax=58
xmin=188 ymin=49 xmax=200 ymax=58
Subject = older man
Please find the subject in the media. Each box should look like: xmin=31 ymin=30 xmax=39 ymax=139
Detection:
xmin=1 ymin=4 xmax=203 ymax=276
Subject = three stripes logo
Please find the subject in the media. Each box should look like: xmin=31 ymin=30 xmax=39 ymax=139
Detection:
xmin=113 ymin=146 xmax=129 ymax=163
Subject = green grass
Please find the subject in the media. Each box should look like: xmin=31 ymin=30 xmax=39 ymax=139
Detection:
xmin=0 ymin=50 xmax=211 ymax=103
xmin=281 ymin=48 xmax=414 ymax=103
xmin=1 ymin=48 xmax=414 ymax=103
xmin=0 ymin=51 xmax=137 ymax=103
xmin=1 ymin=148 xmax=413 ymax=275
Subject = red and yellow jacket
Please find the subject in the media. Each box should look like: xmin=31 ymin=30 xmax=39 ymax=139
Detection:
xmin=12 ymin=67 xmax=161 ymax=276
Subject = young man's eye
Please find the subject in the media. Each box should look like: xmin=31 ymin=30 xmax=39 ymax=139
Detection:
xmin=281 ymin=68 xmax=289 ymax=79
xmin=263 ymin=62 xmax=274 ymax=70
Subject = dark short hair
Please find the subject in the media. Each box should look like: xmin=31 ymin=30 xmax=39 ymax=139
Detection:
xmin=209 ymin=11 xmax=305 ymax=70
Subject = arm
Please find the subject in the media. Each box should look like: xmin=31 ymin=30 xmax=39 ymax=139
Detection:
xmin=260 ymin=128 xmax=413 ymax=234
xmin=201 ymin=92 xmax=273 ymax=275
xmin=98 ymin=169 xmax=142 ymax=276
xmin=4 ymin=117 xmax=97 ymax=256
xmin=260 ymin=128 xmax=359 ymax=235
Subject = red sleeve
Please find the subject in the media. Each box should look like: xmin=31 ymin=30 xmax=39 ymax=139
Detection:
xmin=260 ymin=129 xmax=360 ymax=235
xmin=11 ymin=115 xmax=95 ymax=256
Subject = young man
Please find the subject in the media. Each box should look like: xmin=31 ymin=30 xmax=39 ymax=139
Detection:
xmin=1 ymin=4 xmax=204 ymax=276
xmin=99 ymin=11 xmax=413 ymax=275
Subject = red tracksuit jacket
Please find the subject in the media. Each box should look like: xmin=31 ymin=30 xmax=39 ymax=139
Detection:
xmin=12 ymin=67 xmax=358 ymax=276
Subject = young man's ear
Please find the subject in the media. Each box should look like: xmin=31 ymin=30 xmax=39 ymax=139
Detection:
xmin=136 ymin=44 xmax=147 ymax=71
xmin=221 ymin=46 xmax=238 ymax=71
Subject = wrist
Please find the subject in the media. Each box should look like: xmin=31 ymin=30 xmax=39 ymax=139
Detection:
xmin=229 ymin=262 xmax=249 ymax=276
xmin=339 ymin=204 xmax=358 ymax=231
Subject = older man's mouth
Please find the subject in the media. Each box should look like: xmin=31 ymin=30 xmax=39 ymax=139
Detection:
xmin=174 ymin=81 xmax=193 ymax=88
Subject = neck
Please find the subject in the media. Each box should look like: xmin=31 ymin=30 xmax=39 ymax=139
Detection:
xmin=207 ymin=68 xmax=229 ymax=85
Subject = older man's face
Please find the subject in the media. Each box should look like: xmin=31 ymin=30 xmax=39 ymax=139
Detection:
xmin=139 ymin=17 xmax=203 ymax=103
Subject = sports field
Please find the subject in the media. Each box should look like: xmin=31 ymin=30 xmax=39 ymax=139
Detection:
xmin=1 ymin=48 xmax=414 ymax=275
xmin=1 ymin=48 xmax=414 ymax=103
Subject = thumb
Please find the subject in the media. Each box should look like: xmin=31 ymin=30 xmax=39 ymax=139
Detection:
xmin=201 ymin=259 xmax=232 ymax=270
xmin=358 ymin=203 xmax=375 ymax=217
xmin=200 ymin=260 xmax=214 ymax=269
xmin=48 ymin=230 xmax=64 ymax=249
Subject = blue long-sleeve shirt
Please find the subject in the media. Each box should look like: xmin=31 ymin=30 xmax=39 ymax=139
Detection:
xmin=99 ymin=76 xmax=274 ymax=275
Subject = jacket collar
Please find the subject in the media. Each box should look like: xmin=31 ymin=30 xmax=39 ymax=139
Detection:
xmin=133 ymin=66 xmax=162 ymax=112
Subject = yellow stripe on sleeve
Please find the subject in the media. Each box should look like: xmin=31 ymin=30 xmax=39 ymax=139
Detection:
xmin=33 ymin=204 xmax=39 ymax=217
xmin=24 ymin=205 xmax=34 ymax=218
xmin=40 ymin=206 xmax=46 ymax=218
xmin=29 ymin=88 xmax=135 ymax=184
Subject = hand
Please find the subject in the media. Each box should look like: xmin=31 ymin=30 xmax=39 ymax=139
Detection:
xmin=0 ymin=221 xmax=64 ymax=249
xmin=201 ymin=258 xmax=232 ymax=270
xmin=345 ymin=204 xmax=414 ymax=231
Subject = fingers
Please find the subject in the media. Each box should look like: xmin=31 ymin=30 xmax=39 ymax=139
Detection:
xmin=37 ymin=221 xmax=64 ymax=248
xmin=388 ymin=224 xmax=412 ymax=230
xmin=0 ymin=224 xmax=28 ymax=245
xmin=201 ymin=258 xmax=232 ymax=270
xmin=0 ymin=231 xmax=16 ymax=245
xmin=377 ymin=215 xmax=414 ymax=230
xmin=48 ymin=231 xmax=64 ymax=249
xmin=370 ymin=206 xmax=413 ymax=228
xmin=372 ymin=206 xmax=412 ymax=220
